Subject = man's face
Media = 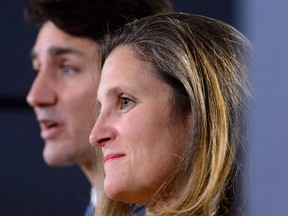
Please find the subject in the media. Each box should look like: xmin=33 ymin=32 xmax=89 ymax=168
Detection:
xmin=27 ymin=21 xmax=99 ymax=166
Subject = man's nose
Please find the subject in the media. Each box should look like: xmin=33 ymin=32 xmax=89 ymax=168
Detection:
xmin=26 ymin=71 xmax=57 ymax=108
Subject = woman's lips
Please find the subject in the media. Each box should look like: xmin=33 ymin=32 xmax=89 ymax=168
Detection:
xmin=104 ymin=153 xmax=125 ymax=162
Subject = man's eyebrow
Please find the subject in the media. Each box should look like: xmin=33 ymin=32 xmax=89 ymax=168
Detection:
xmin=30 ymin=46 xmax=82 ymax=60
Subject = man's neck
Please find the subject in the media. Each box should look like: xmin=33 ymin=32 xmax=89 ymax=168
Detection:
xmin=80 ymin=157 xmax=97 ymax=187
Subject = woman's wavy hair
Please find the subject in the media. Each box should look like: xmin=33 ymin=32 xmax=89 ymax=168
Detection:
xmin=95 ymin=12 xmax=250 ymax=216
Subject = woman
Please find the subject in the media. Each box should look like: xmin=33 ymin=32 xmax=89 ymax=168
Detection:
xmin=90 ymin=13 xmax=250 ymax=216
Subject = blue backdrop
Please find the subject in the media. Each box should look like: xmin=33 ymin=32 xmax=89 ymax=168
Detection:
xmin=238 ymin=0 xmax=288 ymax=215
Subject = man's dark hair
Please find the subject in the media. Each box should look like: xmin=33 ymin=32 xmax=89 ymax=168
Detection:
xmin=24 ymin=0 xmax=174 ymax=40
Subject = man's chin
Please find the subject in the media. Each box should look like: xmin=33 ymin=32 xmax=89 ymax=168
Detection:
xmin=43 ymin=156 xmax=70 ymax=167
xmin=42 ymin=147 xmax=74 ymax=167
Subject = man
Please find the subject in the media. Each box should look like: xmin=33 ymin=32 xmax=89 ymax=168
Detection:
xmin=25 ymin=0 xmax=173 ymax=215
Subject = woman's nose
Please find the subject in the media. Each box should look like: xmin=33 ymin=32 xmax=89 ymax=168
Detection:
xmin=89 ymin=111 xmax=115 ymax=147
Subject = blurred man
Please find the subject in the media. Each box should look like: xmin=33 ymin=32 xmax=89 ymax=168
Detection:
xmin=25 ymin=0 xmax=173 ymax=215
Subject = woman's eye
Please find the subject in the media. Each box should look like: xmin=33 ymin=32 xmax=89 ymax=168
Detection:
xmin=119 ymin=97 xmax=133 ymax=109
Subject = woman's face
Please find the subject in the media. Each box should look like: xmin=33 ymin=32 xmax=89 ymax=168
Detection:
xmin=90 ymin=45 xmax=190 ymax=204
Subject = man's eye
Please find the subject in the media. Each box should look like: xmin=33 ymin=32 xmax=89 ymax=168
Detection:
xmin=119 ymin=97 xmax=133 ymax=109
xmin=62 ymin=65 xmax=76 ymax=74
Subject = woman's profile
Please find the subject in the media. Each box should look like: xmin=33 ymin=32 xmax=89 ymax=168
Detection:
xmin=90 ymin=12 xmax=250 ymax=216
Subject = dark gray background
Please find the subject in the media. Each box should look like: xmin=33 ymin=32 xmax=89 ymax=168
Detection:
xmin=1 ymin=0 xmax=287 ymax=215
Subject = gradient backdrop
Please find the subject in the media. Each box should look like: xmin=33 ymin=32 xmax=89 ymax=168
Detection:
xmin=1 ymin=0 xmax=287 ymax=215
